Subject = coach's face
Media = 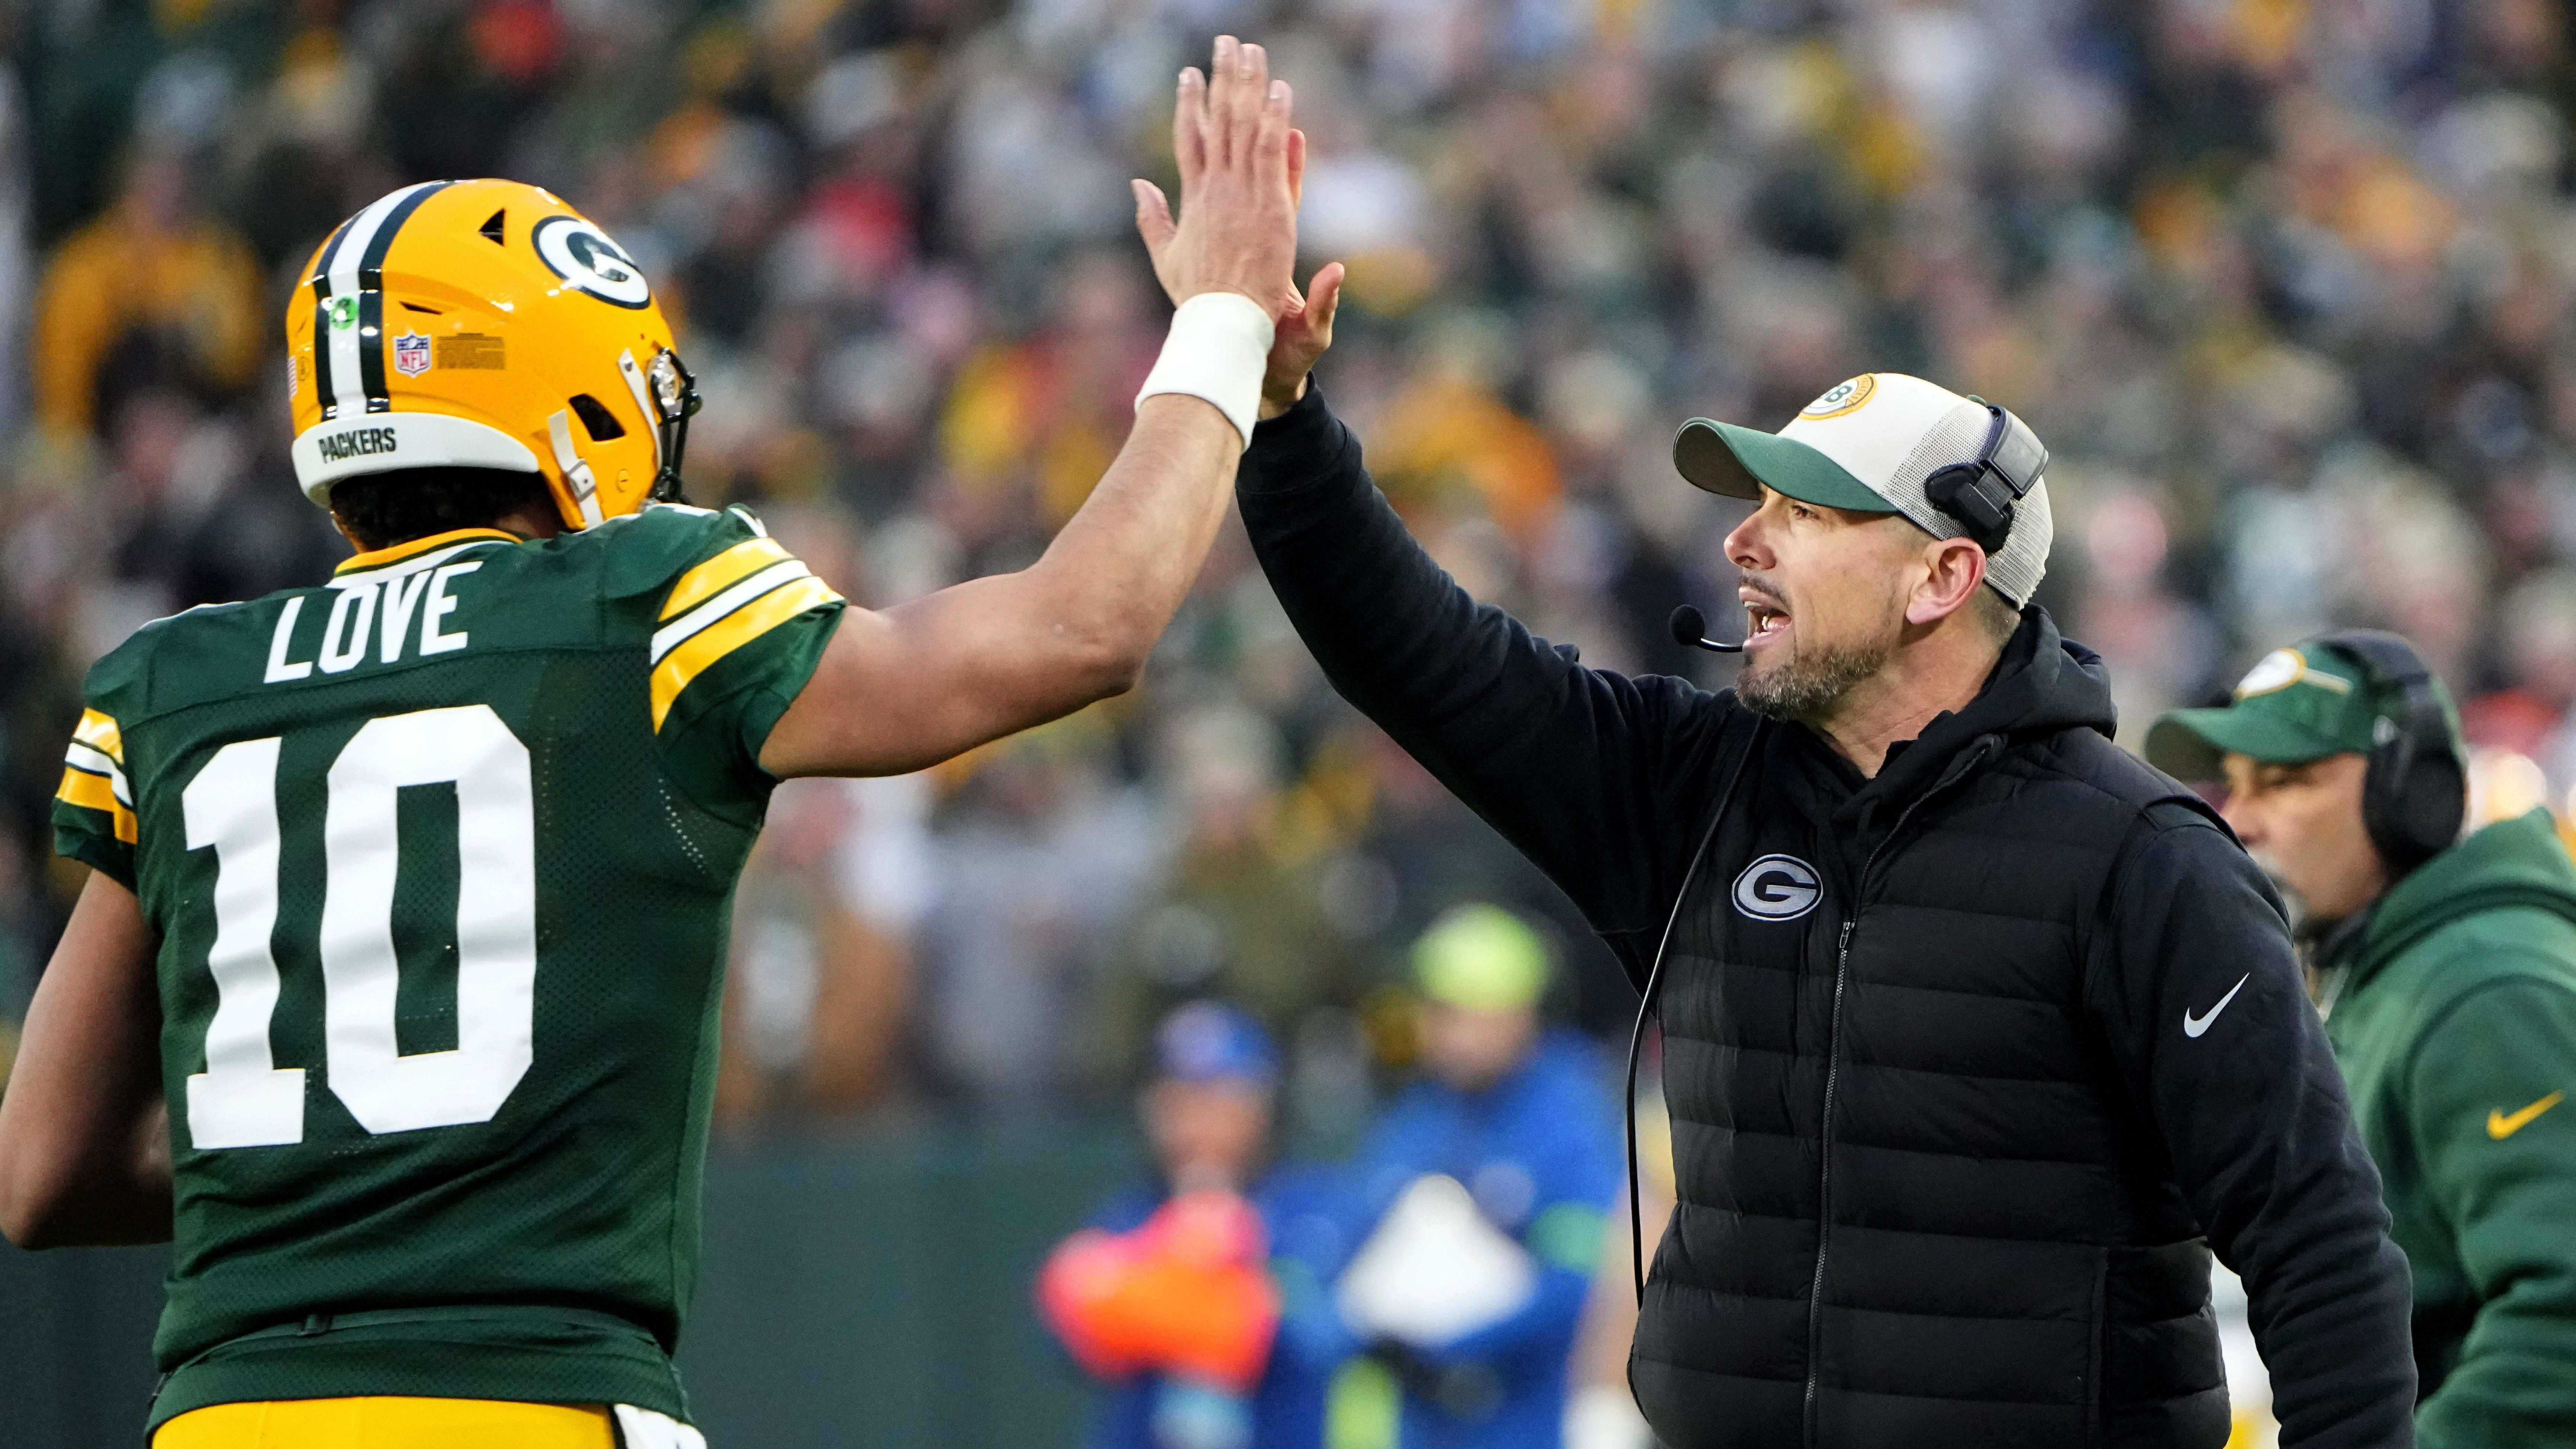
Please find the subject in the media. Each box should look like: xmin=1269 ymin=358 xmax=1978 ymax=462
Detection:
xmin=2218 ymin=751 xmax=2389 ymax=928
xmin=1723 ymin=486 xmax=1924 ymax=719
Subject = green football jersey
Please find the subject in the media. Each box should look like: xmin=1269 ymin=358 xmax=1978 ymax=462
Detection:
xmin=49 ymin=502 xmax=844 ymax=1429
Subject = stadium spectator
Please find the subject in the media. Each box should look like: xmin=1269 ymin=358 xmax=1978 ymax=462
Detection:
xmin=1040 ymin=1001 xmax=1357 ymax=1449
xmin=715 ymin=769 xmax=932 ymax=1124
xmin=1335 ymin=905 xmax=1618 ymax=1449
xmin=1087 ymin=700 xmax=1364 ymax=1090
xmin=2150 ymin=631 xmax=2576 ymax=1448
xmin=715 ymin=501 xmax=933 ymax=1124
xmin=29 ymin=143 xmax=261 ymax=444
xmin=1238 ymin=332 xmax=2415 ymax=1444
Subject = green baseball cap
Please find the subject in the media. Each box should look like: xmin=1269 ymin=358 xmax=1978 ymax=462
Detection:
xmin=1673 ymin=418 xmax=1895 ymax=514
xmin=2144 ymin=640 xmax=2453 ymax=781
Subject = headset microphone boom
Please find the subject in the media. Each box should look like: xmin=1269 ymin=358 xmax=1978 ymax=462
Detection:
xmin=1668 ymin=605 xmax=1746 ymax=654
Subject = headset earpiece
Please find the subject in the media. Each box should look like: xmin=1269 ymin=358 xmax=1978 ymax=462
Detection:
xmin=1923 ymin=404 xmax=2046 ymax=555
xmin=1924 ymin=462 xmax=2013 ymax=551
xmin=2315 ymin=630 xmax=2465 ymax=873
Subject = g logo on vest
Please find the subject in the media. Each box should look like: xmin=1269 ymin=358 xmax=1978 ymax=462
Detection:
xmin=1732 ymin=854 xmax=1821 ymax=920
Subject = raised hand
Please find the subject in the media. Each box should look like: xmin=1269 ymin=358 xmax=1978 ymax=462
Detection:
xmin=1132 ymin=37 xmax=1299 ymax=321
xmin=1259 ymin=260 xmax=1343 ymax=419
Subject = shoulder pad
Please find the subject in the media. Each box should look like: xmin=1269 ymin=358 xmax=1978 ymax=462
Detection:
xmin=593 ymin=501 xmax=772 ymax=601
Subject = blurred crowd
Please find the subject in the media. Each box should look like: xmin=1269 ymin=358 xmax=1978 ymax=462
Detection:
xmin=3 ymin=0 xmax=2576 ymax=1158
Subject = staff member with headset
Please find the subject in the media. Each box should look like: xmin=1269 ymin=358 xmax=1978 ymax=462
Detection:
xmin=1229 ymin=284 xmax=2414 ymax=1448
xmin=2150 ymin=634 xmax=2576 ymax=1448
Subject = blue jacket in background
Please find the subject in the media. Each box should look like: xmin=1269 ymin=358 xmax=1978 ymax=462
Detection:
xmin=1348 ymin=1031 xmax=1621 ymax=1449
xmin=1080 ymin=1164 xmax=1361 ymax=1449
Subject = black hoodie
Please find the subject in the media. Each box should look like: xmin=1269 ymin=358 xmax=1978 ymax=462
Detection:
xmin=1238 ymin=387 xmax=2414 ymax=1448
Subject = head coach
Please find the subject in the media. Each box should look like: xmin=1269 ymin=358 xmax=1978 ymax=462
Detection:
xmin=1226 ymin=279 xmax=2414 ymax=1448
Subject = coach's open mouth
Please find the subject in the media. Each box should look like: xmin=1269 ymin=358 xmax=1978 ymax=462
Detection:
xmin=1742 ymin=591 xmax=1790 ymax=646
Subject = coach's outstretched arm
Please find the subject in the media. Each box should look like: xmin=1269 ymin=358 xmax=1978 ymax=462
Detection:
xmin=1229 ymin=301 xmax=1748 ymax=974
xmin=762 ymin=36 xmax=1299 ymax=779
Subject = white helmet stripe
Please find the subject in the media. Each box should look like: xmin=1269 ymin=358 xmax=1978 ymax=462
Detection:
xmin=320 ymin=181 xmax=443 ymax=422
xmin=304 ymin=215 xmax=354 ymax=416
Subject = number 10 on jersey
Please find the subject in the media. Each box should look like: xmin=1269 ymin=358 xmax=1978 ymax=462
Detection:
xmin=181 ymin=704 xmax=538 ymax=1149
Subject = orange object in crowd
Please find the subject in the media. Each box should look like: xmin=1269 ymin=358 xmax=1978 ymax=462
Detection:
xmin=1036 ymin=1190 xmax=1283 ymax=1394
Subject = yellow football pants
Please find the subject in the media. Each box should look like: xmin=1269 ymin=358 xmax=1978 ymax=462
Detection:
xmin=155 ymin=1398 xmax=615 ymax=1448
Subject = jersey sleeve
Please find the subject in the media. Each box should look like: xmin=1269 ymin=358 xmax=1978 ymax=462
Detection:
xmin=622 ymin=504 xmax=846 ymax=808
xmin=52 ymin=704 xmax=139 ymax=888
xmin=2408 ymin=976 xmax=2576 ymax=1448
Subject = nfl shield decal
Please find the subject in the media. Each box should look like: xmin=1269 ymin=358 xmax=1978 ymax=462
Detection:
xmin=393 ymin=332 xmax=432 ymax=378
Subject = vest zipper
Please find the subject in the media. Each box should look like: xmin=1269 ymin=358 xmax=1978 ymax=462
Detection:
xmin=1799 ymin=739 xmax=1997 ymax=1447
xmin=1802 ymin=916 xmax=1856 ymax=1445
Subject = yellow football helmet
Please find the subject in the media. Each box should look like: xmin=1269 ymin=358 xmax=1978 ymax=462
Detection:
xmin=286 ymin=178 xmax=700 ymax=530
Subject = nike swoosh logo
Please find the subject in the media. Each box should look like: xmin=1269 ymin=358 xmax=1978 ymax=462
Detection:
xmin=2488 ymin=1091 xmax=2564 ymax=1140
xmin=2183 ymin=974 xmax=2251 ymax=1038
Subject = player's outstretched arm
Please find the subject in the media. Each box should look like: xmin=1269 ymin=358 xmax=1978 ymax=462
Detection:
xmin=762 ymin=37 xmax=1298 ymax=779
xmin=0 ymin=871 xmax=172 ymax=1249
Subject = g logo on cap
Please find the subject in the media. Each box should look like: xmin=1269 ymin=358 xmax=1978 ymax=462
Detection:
xmin=1800 ymin=375 xmax=1876 ymax=420
xmin=533 ymin=216 xmax=651 ymax=309
xmin=2233 ymin=647 xmax=2349 ymax=700
xmin=1733 ymin=854 xmax=1822 ymax=920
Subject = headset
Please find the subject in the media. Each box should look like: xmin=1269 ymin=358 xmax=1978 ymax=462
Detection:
xmin=1922 ymin=402 xmax=2049 ymax=554
xmin=2311 ymin=630 xmax=2466 ymax=873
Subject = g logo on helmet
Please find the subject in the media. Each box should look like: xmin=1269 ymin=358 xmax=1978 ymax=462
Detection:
xmin=532 ymin=215 xmax=651 ymax=309
xmin=1732 ymin=854 xmax=1821 ymax=921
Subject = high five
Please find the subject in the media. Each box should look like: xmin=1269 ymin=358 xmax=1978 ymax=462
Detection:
xmin=0 ymin=37 xmax=1305 ymax=1449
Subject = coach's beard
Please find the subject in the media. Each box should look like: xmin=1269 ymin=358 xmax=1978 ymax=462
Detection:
xmin=1736 ymin=634 xmax=1894 ymax=725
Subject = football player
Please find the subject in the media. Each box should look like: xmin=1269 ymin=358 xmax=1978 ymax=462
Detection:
xmin=0 ymin=37 xmax=1313 ymax=1449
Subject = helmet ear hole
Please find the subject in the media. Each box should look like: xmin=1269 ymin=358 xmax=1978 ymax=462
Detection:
xmin=479 ymin=209 xmax=506 ymax=244
xmin=568 ymin=393 xmax=626 ymax=441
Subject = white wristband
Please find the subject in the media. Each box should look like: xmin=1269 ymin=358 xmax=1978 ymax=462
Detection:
xmin=1134 ymin=291 xmax=1277 ymax=446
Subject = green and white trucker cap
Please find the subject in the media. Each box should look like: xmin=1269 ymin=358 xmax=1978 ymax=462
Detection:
xmin=1671 ymin=372 xmax=2054 ymax=607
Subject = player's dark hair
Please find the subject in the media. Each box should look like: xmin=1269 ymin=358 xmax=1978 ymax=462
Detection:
xmin=328 ymin=467 xmax=554 ymax=552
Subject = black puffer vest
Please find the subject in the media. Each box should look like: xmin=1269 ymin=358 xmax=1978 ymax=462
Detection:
xmin=1630 ymin=626 xmax=2233 ymax=1449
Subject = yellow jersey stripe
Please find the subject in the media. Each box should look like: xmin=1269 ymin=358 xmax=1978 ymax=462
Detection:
xmin=651 ymin=561 xmax=811 ymax=664
xmin=661 ymin=538 xmax=791 ymax=621
xmin=58 ymin=764 xmax=139 ymax=844
xmin=74 ymin=707 xmax=124 ymax=763
xmin=334 ymin=527 xmax=521 ymax=577
xmin=157 ymin=1397 xmax=616 ymax=1447
xmin=649 ymin=575 xmax=842 ymax=730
